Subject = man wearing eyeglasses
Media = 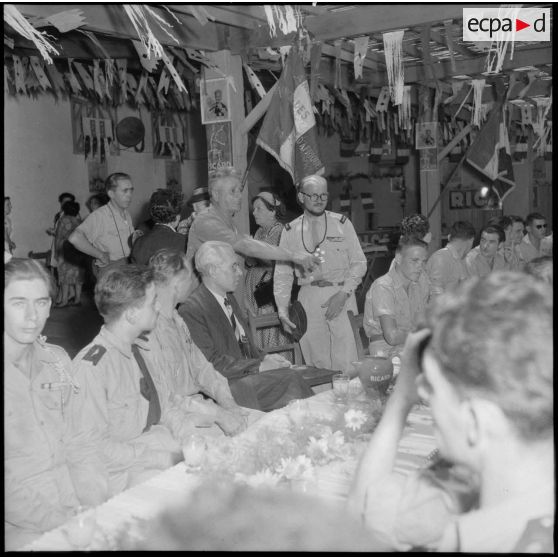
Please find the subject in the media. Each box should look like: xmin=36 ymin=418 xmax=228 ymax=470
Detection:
xmin=518 ymin=213 xmax=549 ymax=264
xmin=274 ymin=174 xmax=367 ymax=372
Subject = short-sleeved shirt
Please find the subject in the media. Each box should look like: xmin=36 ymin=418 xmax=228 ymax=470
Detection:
xmin=71 ymin=326 xmax=175 ymax=496
xmin=185 ymin=205 xmax=242 ymax=261
xmin=76 ymin=204 xmax=134 ymax=264
xmin=274 ymin=211 xmax=367 ymax=312
xmin=5 ymin=339 xmax=80 ymax=549
xmin=426 ymin=244 xmax=469 ymax=297
xmin=364 ymin=266 xmax=430 ymax=340
xmin=465 ymin=246 xmax=509 ymax=278
xmin=518 ymin=234 xmax=545 ymax=264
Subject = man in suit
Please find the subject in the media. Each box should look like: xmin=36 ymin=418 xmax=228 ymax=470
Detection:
xmin=179 ymin=241 xmax=313 ymax=412
xmin=131 ymin=189 xmax=186 ymax=266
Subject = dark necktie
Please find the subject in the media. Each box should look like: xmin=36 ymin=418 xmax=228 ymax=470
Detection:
xmin=224 ymin=296 xmax=251 ymax=358
xmin=131 ymin=344 xmax=161 ymax=432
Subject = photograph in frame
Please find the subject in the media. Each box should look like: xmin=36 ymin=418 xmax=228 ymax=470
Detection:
xmin=201 ymin=77 xmax=231 ymax=124
xmin=416 ymin=122 xmax=438 ymax=150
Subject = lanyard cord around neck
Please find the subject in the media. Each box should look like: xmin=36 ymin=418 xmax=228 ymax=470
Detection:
xmin=107 ymin=204 xmax=129 ymax=259
xmin=301 ymin=213 xmax=327 ymax=254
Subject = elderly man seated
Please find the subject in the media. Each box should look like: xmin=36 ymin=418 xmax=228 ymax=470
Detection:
xmin=349 ymin=272 xmax=554 ymax=553
xmin=364 ymin=236 xmax=430 ymax=358
xmin=179 ymin=241 xmax=313 ymax=412
xmin=465 ymin=224 xmax=509 ymax=277
xmin=71 ymin=266 xmax=182 ymax=500
xmin=143 ymin=248 xmax=261 ymax=442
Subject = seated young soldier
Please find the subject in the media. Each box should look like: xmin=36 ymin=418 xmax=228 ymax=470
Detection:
xmin=426 ymin=221 xmax=475 ymax=297
xmin=4 ymin=259 xmax=83 ymax=550
xmin=465 ymin=224 xmax=509 ymax=277
xmin=348 ymin=272 xmax=554 ymax=553
xmin=364 ymin=236 xmax=430 ymax=358
xmin=130 ymin=189 xmax=186 ymax=266
xmin=71 ymin=265 xmax=182 ymax=499
xmin=178 ymin=241 xmax=313 ymax=412
xmin=144 ymin=248 xmax=261 ymax=442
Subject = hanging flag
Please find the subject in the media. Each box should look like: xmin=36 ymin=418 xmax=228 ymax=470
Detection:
xmin=256 ymin=46 xmax=324 ymax=186
xmin=466 ymin=97 xmax=515 ymax=202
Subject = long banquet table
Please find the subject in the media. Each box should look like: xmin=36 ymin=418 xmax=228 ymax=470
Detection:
xmin=23 ymin=380 xmax=436 ymax=551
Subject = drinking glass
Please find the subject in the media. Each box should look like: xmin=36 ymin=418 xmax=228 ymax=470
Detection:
xmin=332 ymin=373 xmax=350 ymax=402
xmin=182 ymin=434 xmax=207 ymax=472
xmin=64 ymin=506 xmax=96 ymax=550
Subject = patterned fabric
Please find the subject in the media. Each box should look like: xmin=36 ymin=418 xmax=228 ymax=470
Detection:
xmin=245 ymin=221 xmax=291 ymax=353
xmin=55 ymin=215 xmax=85 ymax=285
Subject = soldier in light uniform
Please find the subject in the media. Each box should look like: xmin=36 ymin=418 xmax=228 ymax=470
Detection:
xmin=71 ymin=265 xmax=182 ymax=499
xmin=4 ymin=259 xmax=84 ymax=550
xmin=274 ymin=175 xmax=367 ymax=372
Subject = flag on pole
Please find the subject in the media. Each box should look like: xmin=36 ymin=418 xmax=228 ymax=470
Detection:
xmin=466 ymin=79 xmax=515 ymax=202
xmin=256 ymin=46 xmax=324 ymax=185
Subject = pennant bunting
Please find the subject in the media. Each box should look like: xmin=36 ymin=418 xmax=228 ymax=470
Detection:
xmin=256 ymin=46 xmax=325 ymax=186
xmin=243 ymin=62 xmax=266 ymax=99
xmin=29 ymin=56 xmax=52 ymax=91
xmin=353 ymin=36 xmax=369 ymax=79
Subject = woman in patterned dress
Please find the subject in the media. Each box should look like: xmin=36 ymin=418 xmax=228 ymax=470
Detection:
xmin=244 ymin=192 xmax=290 ymax=353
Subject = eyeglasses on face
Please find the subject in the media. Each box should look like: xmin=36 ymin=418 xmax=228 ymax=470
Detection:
xmin=300 ymin=192 xmax=329 ymax=202
xmin=534 ymin=224 xmax=547 ymax=230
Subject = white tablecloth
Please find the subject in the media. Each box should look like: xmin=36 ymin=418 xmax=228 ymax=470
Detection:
xmin=23 ymin=384 xmax=435 ymax=551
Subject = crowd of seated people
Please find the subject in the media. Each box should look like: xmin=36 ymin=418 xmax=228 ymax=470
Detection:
xmin=4 ymin=170 xmax=553 ymax=552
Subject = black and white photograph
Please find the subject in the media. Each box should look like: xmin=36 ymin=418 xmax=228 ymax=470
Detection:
xmin=3 ymin=2 xmax=553 ymax=554
xmin=415 ymin=121 xmax=438 ymax=150
xmin=201 ymin=77 xmax=231 ymax=124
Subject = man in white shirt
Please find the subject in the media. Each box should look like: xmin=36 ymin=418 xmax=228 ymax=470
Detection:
xmin=518 ymin=212 xmax=548 ymax=264
xmin=69 ymin=173 xmax=135 ymax=277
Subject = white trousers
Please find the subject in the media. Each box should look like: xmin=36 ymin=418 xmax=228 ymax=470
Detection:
xmin=298 ymin=285 xmax=358 ymax=373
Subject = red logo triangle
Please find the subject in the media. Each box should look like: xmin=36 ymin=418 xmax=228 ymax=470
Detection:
xmin=516 ymin=18 xmax=530 ymax=32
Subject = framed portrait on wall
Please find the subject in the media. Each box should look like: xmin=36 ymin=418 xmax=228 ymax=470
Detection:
xmin=201 ymin=77 xmax=231 ymax=124
xmin=416 ymin=122 xmax=437 ymax=150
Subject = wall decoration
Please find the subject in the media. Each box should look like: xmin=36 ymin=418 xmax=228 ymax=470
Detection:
xmin=419 ymin=148 xmax=438 ymax=170
xmin=88 ymin=160 xmax=108 ymax=192
xmin=416 ymin=121 xmax=437 ymax=150
xmin=206 ymin=122 xmax=233 ymax=172
xmin=390 ymin=176 xmax=404 ymax=192
xmin=165 ymin=160 xmax=183 ymax=195
xmin=201 ymin=77 xmax=231 ymax=124
xmin=152 ymin=113 xmax=188 ymax=160
xmin=71 ymin=98 xmax=118 ymax=159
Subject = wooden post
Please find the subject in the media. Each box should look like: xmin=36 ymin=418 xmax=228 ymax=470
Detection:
xmin=203 ymin=50 xmax=249 ymax=234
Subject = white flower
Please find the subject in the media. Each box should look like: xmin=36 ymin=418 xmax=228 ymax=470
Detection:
xmin=326 ymin=430 xmax=345 ymax=452
xmin=276 ymin=455 xmax=314 ymax=480
xmin=235 ymin=469 xmax=281 ymax=488
xmin=344 ymin=409 xmax=367 ymax=431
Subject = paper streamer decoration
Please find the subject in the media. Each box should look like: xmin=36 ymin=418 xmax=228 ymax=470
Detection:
xmin=74 ymin=61 xmax=95 ymax=93
xmin=264 ymin=5 xmax=299 ymax=37
xmin=4 ymin=4 xmax=59 ymax=63
xmin=243 ymin=62 xmax=266 ymax=99
xmin=29 ymin=56 xmax=52 ymax=91
xmin=484 ymin=5 xmax=521 ymax=74
xmin=161 ymin=51 xmax=187 ymax=93
xmin=471 ymin=79 xmax=486 ymax=128
xmin=309 ymin=42 xmax=322 ymax=102
xmin=132 ymin=39 xmax=159 ymax=73
xmin=353 ymin=36 xmax=369 ymax=80
xmin=116 ymin=59 xmax=128 ymax=102
xmin=382 ymin=30 xmax=405 ymax=106
xmin=157 ymin=67 xmax=170 ymax=94
xmin=398 ymin=85 xmax=412 ymax=130
xmin=66 ymin=59 xmax=81 ymax=94
xmin=443 ymin=20 xmax=456 ymax=73
xmin=333 ymin=40 xmax=342 ymax=90
xmin=12 ymin=54 xmax=27 ymax=93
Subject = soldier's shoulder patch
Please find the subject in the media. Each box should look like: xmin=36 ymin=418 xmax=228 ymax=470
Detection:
xmin=82 ymin=345 xmax=107 ymax=365
xmin=340 ymin=214 xmax=347 ymax=224
xmin=328 ymin=210 xmax=347 ymax=223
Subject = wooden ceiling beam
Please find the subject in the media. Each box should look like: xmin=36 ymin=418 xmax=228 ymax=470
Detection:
xmin=301 ymin=4 xmax=496 ymax=42
xmin=169 ymin=5 xmax=265 ymax=30
xmin=404 ymin=45 xmax=553 ymax=82
xmin=15 ymin=3 xmax=246 ymax=52
xmin=428 ymin=26 xmax=479 ymax=60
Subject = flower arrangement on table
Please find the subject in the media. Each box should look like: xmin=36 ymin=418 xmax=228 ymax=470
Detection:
xmin=201 ymin=397 xmax=385 ymax=488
